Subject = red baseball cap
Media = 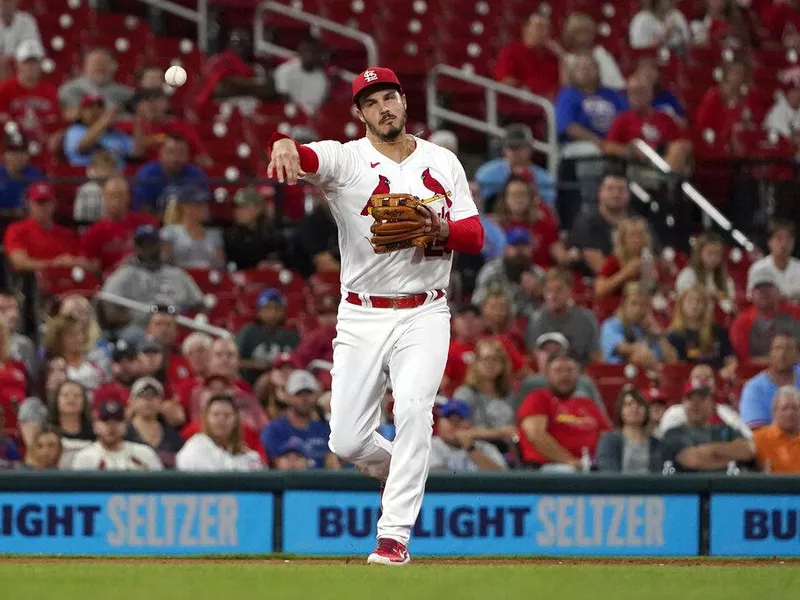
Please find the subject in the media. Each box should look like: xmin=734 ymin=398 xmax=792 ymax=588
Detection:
xmin=80 ymin=93 xmax=105 ymax=108
xmin=26 ymin=182 xmax=55 ymax=203
xmin=352 ymin=67 xmax=402 ymax=105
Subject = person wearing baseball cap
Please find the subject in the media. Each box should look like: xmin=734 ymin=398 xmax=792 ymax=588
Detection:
xmin=0 ymin=127 xmax=42 ymax=214
xmin=64 ymin=87 xmax=142 ymax=167
xmin=126 ymin=376 xmax=184 ymax=468
xmin=237 ymin=287 xmax=299 ymax=385
xmin=71 ymin=398 xmax=164 ymax=471
xmin=659 ymin=376 xmax=755 ymax=473
xmin=2 ymin=181 xmax=87 ymax=272
xmin=224 ymin=186 xmax=288 ymax=271
xmin=474 ymin=122 xmax=556 ymax=210
xmin=261 ymin=369 xmax=339 ymax=470
xmin=429 ymin=398 xmax=507 ymax=472
xmin=266 ymin=55 xmax=486 ymax=564
xmin=273 ymin=436 xmax=312 ymax=471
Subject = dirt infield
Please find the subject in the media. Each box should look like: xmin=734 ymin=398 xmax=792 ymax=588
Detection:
xmin=3 ymin=557 xmax=793 ymax=566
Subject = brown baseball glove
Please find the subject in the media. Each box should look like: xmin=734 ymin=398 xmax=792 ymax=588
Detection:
xmin=369 ymin=193 xmax=437 ymax=254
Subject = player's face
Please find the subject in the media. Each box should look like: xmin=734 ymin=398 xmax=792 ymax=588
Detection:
xmin=357 ymin=88 xmax=407 ymax=142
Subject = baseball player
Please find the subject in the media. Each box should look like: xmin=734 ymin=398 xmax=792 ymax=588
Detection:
xmin=267 ymin=67 xmax=484 ymax=565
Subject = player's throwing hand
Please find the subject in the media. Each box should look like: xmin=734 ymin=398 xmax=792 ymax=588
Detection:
xmin=267 ymin=138 xmax=306 ymax=185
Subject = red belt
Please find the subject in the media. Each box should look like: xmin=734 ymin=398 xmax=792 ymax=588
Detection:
xmin=345 ymin=289 xmax=445 ymax=309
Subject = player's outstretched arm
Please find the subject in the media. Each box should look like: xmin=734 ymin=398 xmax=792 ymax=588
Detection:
xmin=266 ymin=133 xmax=320 ymax=185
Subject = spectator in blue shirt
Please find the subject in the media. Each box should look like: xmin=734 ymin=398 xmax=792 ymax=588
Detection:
xmin=63 ymin=94 xmax=142 ymax=167
xmin=556 ymin=53 xmax=627 ymax=145
xmin=260 ymin=369 xmax=340 ymax=469
xmin=0 ymin=129 xmax=41 ymax=216
xmin=739 ymin=333 xmax=800 ymax=430
xmin=474 ymin=123 xmax=556 ymax=211
xmin=600 ymin=282 xmax=678 ymax=369
xmin=133 ymin=133 xmax=208 ymax=214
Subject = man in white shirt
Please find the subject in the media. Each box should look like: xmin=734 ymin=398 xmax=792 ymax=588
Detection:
xmin=764 ymin=72 xmax=800 ymax=140
xmin=72 ymin=399 xmax=163 ymax=471
xmin=273 ymin=35 xmax=330 ymax=117
xmin=0 ymin=0 xmax=40 ymax=64
xmin=748 ymin=219 xmax=800 ymax=302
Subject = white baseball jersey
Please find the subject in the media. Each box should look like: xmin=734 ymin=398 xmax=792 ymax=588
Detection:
xmin=303 ymin=136 xmax=478 ymax=295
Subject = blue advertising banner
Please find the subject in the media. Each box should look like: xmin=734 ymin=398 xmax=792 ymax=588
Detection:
xmin=283 ymin=491 xmax=699 ymax=556
xmin=711 ymin=494 xmax=800 ymax=556
xmin=0 ymin=492 xmax=273 ymax=555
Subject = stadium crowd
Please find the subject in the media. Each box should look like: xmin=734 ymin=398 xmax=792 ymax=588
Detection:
xmin=0 ymin=0 xmax=798 ymax=476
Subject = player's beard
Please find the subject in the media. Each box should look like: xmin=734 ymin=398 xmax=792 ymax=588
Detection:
xmin=367 ymin=110 xmax=407 ymax=142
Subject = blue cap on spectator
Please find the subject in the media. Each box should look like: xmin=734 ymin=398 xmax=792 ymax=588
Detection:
xmin=440 ymin=398 xmax=471 ymax=420
xmin=276 ymin=437 xmax=309 ymax=458
xmin=257 ymin=288 xmax=285 ymax=309
xmin=506 ymin=227 xmax=532 ymax=246
xmin=134 ymin=224 xmax=159 ymax=243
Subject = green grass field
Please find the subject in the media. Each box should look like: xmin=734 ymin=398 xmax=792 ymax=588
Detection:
xmin=2 ymin=561 xmax=797 ymax=600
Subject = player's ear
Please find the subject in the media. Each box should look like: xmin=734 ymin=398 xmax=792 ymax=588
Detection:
xmin=401 ymin=94 xmax=407 ymax=110
xmin=355 ymin=108 xmax=366 ymax=124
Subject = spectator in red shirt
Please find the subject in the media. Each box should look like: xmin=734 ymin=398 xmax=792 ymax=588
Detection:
xmin=731 ymin=267 xmax=800 ymax=362
xmin=291 ymin=295 xmax=337 ymax=370
xmin=758 ymin=0 xmax=800 ymax=49
xmin=494 ymin=13 xmax=563 ymax=100
xmin=691 ymin=0 xmax=751 ymax=47
xmin=118 ymin=88 xmax=212 ymax=167
xmin=92 ymin=342 xmax=139 ymax=410
xmin=695 ymin=59 xmax=762 ymax=152
xmin=0 ymin=40 xmax=59 ymax=147
xmin=595 ymin=216 xmax=662 ymax=305
xmin=517 ymin=351 xmax=612 ymax=470
xmin=493 ymin=174 xmax=577 ymax=268
xmin=82 ymin=176 xmax=158 ymax=274
xmin=190 ymin=29 xmax=277 ymax=116
xmin=3 ymin=182 xmax=87 ymax=272
xmin=606 ymin=73 xmax=692 ymax=174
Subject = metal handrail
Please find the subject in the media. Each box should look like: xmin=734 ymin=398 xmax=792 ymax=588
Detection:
xmin=254 ymin=1 xmax=378 ymax=81
xmin=632 ymin=139 xmax=756 ymax=253
xmin=134 ymin=0 xmax=209 ymax=52
xmin=426 ymin=64 xmax=558 ymax=175
xmin=96 ymin=291 xmax=232 ymax=339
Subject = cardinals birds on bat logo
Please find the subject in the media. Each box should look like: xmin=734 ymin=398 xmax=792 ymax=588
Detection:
xmin=421 ymin=168 xmax=452 ymax=208
xmin=361 ymin=174 xmax=391 ymax=215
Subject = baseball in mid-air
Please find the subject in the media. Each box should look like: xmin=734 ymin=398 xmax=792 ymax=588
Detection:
xmin=164 ymin=65 xmax=187 ymax=87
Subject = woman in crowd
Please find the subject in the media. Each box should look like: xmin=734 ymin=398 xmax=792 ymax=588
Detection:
xmin=675 ymin=233 xmax=736 ymax=300
xmin=633 ymin=57 xmax=686 ymax=124
xmin=125 ymin=377 xmax=184 ymax=468
xmin=176 ymin=393 xmax=263 ymax=471
xmin=452 ymin=339 xmax=519 ymax=451
xmin=695 ymin=59 xmax=759 ymax=149
xmin=493 ymin=175 xmax=578 ymax=268
xmin=23 ymin=426 xmax=63 ymax=470
xmin=45 ymin=315 xmax=105 ymax=392
xmin=58 ymin=294 xmax=112 ymax=374
xmin=667 ymin=285 xmax=738 ymax=377
xmin=17 ymin=357 xmax=68 ymax=449
xmin=47 ymin=381 xmax=94 ymax=441
xmin=600 ymin=283 xmax=678 ymax=369
xmin=561 ymin=13 xmax=625 ymax=89
xmin=161 ymin=182 xmax=225 ymax=270
xmin=595 ymin=217 xmax=661 ymax=301
xmin=596 ymin=385 xmax=662 ymax=473
xmin=629 ymin=0 xmax=691 ymax=51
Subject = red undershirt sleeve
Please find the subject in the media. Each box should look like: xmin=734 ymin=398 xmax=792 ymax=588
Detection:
xmin=268 ymin=132 xmax=320 ymax=173
xmin=444 ymin=215 xmax=484 ymax=255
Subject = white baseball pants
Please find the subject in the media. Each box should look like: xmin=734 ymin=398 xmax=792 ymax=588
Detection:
xmin=328 ymin=295 xmax=450 ymax=546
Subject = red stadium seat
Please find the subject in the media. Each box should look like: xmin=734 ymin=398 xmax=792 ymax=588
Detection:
xmin=38 ymin=267 xmax=101 ymax=297
xmin=184 ymin=268 xmax=236 ymax=294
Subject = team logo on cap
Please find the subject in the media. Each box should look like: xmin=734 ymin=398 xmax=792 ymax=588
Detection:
xmin=363 ymin=70 xmax=378 ymax=82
